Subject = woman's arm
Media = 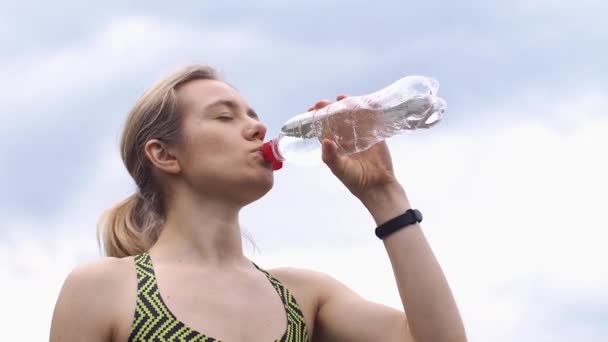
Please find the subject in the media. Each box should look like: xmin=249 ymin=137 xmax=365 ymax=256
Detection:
xmin=310 ymin=97 xmax=466 ymax=341
xmin=311 ymin=186 xmax=465 ymax=342
xmin=364 ymin=185 xmax=466 ymax=342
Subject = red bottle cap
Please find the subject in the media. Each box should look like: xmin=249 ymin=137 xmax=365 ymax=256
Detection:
xmin=262 ymin=140 xmax=283 ymax=171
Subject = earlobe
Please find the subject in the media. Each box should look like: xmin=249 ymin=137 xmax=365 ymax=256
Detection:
xmin=144 ymin=139 xmax=182 ymax=175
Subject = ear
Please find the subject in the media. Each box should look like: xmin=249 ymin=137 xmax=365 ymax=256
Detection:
xmin=144 ymin=139 xmax=182 ymax=175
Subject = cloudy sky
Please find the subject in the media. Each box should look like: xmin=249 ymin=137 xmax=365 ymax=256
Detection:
xmin=2 ymin=1 xmax=607 ymax=341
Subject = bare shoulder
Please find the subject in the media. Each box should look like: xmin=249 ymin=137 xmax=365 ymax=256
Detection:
xmin=268 ymin=266 xmax=410 ymax=342
xmin=66 ymin=256 xmax=133 ymax=286
xmin=50 ymin=256 xmax=137 ymax=341
xmin=59 ymin=256 xmax=135 ymax=304
xmin=267 ymin=266 xmax=359 ymax=303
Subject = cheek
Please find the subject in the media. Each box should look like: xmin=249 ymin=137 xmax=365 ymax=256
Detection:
xmin=187 ymin=151 xmax=231 ymax=175
xmin=184 ymin=144 xmax=241 ymax=182
xmin=180 ymin=128 xmax=231 ymax=164
xmin=179 ymin=126 xmax=246 ymax=178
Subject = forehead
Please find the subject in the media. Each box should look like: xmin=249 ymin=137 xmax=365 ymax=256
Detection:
xmin=177 ymin=79 xmax=247 ymax=113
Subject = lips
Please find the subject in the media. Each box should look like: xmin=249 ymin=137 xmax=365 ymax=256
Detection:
xmin=253 ymin=150 xmax=273 ymax=168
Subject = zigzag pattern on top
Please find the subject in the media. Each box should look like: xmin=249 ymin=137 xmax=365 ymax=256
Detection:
xmin=128 ymin=252 xmax=310 ymax=342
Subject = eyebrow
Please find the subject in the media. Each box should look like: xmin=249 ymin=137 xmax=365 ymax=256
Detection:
xmin=204 ymin=99 xmax=260 ymax=120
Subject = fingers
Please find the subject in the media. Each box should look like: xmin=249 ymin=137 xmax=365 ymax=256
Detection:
xmin=321 ymin=138 xmax=341 ymax=171
xmin=336 ymin=94 xmax=350 ymax=101
xmin=307 ymin=95 xmax=351 ymax=112
xmin=307 ymin=99 xmax=331 ymax=112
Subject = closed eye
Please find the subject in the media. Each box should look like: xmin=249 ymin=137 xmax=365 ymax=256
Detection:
xmin=216 ymin=114 xmax=234 ymax=121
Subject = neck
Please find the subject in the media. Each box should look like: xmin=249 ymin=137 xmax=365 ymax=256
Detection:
xmin=149 ymin=190 xmax=251 ymax=270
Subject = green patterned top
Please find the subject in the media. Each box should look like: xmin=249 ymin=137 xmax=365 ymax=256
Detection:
xmin=128 ymin=252 xmax=310 ymax=342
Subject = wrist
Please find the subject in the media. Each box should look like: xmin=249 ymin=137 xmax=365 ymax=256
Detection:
xmin=360 ymin=185 xmax=412 ymax=225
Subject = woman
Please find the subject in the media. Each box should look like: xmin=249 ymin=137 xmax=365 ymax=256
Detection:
xmin=50 ymin=65 xmax=466 ymax=342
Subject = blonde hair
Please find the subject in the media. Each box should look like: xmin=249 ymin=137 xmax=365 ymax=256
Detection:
xmin=97 ymin=65 xmax=220 ymax=257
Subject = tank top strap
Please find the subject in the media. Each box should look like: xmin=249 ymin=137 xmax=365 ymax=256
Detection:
xmin=251 ymin=261 xmax=310 ymax=342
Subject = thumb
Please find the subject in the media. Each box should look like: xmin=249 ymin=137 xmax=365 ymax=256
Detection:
xmin=321 ymin=139 xmax=343 ymax=170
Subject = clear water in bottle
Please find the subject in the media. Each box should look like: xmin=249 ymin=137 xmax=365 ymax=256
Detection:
xmin=263 ymin=76 xmax=446 ymax=167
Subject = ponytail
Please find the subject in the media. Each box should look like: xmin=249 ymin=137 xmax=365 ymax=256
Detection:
xmin=97 ymin=193 xmax=162 ymax=257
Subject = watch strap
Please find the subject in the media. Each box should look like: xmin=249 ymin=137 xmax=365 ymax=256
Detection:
xmin=375 ymin=209 xmax=423 ymax=240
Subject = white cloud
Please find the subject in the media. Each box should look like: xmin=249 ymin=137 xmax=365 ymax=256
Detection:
xmin=394 ymin=90 xmax=608 ymax=341
xmin=1 ymin=16 xmax=205 ymax=131
xmin=1 ymin=15 xmax=381 ymax=131
xmin=1 ymin=224 xmax=98 ymax=340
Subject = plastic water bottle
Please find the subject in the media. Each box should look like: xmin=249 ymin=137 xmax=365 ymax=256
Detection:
xmin=261 ymin=76 xmax=446 ymax=170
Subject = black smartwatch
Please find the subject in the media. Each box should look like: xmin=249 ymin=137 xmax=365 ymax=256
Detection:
xmin=375 ymin=209 xmax=423 ymax=240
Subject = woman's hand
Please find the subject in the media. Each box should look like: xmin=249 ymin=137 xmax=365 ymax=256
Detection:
xmin=308 ymin=95 xmax=410 ymax=215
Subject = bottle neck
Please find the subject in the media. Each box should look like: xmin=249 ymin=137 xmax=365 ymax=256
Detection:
xmin=262 ymin=138 xmax=285 ymax=170
xmin=270 ymin=138 xmax=285 ymax=161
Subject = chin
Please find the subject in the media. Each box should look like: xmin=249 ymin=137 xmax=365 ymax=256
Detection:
xmin=237 ymin=175 xmax=274 ymax=205
xmin=254 ymin=176 xmax=274 ymax=198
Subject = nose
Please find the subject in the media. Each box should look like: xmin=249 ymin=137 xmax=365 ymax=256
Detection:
xmin=246 ymin=120 xmax=267 ymax=141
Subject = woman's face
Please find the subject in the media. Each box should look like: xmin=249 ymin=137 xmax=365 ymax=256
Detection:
xmin=173 ymin=79 xmax=274 ymax=205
